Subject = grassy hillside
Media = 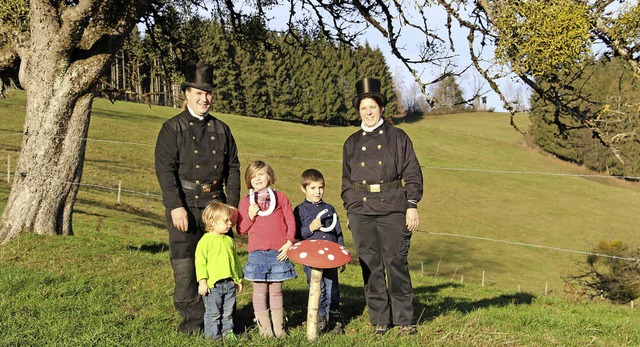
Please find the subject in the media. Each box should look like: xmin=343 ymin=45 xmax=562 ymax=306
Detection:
xmin=2 ymin=90 xmax=640 ymax=346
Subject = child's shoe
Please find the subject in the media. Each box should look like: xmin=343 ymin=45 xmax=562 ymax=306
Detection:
xmin=375 ymin=324 xmax=389 ymax=335
xmin=398 ymin=324 xmax=417 ymax=336
xmin=317 ymin=314 xmax=329 ymax=333
xmin=271 ymin=308 xmax=287 ymax=337
xmin=254 ymin=310 xmax=274 ymax=337
xmin=328 ymin=310 xmax=344 ymax=334
xmin=223 ymin=331 xmax=237 ymax=341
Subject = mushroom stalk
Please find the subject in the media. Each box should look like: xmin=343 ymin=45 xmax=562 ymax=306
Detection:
xmin=307 ymin=267 xmax=323 ymax=340
xmin=287 ymin=240 xmax=352 ymax=341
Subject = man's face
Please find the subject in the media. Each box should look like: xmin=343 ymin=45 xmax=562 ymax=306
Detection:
xmin=185 ymin=88 xmax=212 ymax=116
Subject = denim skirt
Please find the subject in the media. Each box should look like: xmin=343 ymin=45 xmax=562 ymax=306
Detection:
xmin=244 ymin=250 xmax=297 ymax=282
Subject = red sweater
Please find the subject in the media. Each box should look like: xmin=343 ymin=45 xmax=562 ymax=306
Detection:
xmin=237 ymin=190 xmax=296 ymax=252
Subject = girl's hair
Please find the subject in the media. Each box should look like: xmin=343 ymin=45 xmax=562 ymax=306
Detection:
xmin=202 ymin=201 xmax=234 ymax=232
xmin=244 ymin=160 xmax=276 ymax=189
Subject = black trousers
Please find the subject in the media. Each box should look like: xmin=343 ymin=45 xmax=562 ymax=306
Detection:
xmin=348 ymin=212 xmax=414 ymax=326
xmin=171 ymin=257 xmax=205 ymax=333
xmin=165 ymin=207 xmax=206 ymax=334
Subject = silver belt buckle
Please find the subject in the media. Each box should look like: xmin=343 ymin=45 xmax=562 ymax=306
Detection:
xmin=369 ymin=184 xmax=380 ymax=193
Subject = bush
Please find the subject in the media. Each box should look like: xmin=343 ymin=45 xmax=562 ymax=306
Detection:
xmin=564 ymin=240 xmax=640 ymax=304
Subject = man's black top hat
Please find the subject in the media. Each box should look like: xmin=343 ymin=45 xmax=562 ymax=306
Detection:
xmin=180 ymin=63 xmax=214 ymax=92
xmin=352 ymin=77 xmax=387 ymax=110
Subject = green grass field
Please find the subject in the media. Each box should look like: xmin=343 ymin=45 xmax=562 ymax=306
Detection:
xmin=2 ymin=89 xmax=640 ymax=346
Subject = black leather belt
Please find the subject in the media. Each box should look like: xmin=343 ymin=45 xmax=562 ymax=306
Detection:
xmin=180 ymin=179 xmax=220 ymax=194
xmin=353 ymin=180 xmax=402 ymax=193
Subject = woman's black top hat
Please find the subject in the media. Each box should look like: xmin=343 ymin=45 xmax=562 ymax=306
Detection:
xmin=352 ymin=78 xmax=387 ymax=110
xmin=180 ymin=63 xmax=214 ymax=92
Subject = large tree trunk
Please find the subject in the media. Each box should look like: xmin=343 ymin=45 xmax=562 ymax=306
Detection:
xmin=0 ymin=0 xmax=150 ymax=244
xmin=0 ymin=93 xmax=92 ymax=243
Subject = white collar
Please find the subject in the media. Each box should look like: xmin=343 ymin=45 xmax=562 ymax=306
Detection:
xmin=361 ymin=118 xmax=384 ymax=132
xmin=186 ymin=105 xmax=206 ymax=120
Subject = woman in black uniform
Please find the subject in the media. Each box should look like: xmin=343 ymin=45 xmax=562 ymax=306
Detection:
xmin=341 ymin=78 xmax=423 ymax=336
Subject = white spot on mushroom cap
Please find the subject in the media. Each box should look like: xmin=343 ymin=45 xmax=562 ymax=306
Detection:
xmin=286 ymin=239 xmax=352 ymax=268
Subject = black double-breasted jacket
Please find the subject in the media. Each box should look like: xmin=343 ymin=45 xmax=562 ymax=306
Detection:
xmin=341 ymin=121 xmax=423 ymax=215
xmin=155 ymin=110 xmax=241 ymax=211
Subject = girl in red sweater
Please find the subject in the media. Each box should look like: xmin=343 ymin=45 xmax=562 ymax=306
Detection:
xmin=237 ymin=160 xmax=297 ymax=337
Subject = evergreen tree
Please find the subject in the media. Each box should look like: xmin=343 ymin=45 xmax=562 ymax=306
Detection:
xmin=199 ymin=20 xmax=243 ymax=114
xmin=237 ymin=43 xmax=269 ymax=118
xmin=431 ymin=75 xmax=465 ymax=114
xmin=529 ymin=58 xmax=640 ymax=178
xmin=335 ymin=42 xmax=359 ymax=124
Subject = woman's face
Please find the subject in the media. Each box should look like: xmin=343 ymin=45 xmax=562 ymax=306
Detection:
xmin=358 ymin=97 xmax=384 ymax=128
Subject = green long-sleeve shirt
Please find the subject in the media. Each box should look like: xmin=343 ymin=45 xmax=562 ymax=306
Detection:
xmin=195 ymin=233 xmax=243 ymax=287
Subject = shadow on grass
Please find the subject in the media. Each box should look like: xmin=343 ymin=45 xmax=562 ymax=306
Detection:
xmin=447 ymin=292 xmax=535 ymax=313
xmin=229 ymin=283 xmax=369 ymax=334
xmin=413 ymin=281 xmax=536 ymax=324
xmin=127 ymin=242 xmax=170 ymax=254
xmin=218 ymin=279 xmax=536 ymax=334
xmin=76 ymin=197 xmax=166 ymax=229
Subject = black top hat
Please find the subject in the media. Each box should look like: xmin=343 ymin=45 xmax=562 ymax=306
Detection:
xmin=352 ymin=78 xmax=388 ymax=110
xmin=180 ymin=63 xmax=214 ymax=92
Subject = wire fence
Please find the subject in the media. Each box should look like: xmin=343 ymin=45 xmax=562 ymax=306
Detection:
xmin=3 ymin=124 xmax=640 ymax=282
xmin=4 ymin=142 xmax=639 ymax=266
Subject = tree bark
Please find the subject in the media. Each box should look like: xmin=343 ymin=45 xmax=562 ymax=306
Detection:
xmin=0 ymin=92 xmax=92 ymax=243
xmin=0 ymin=0 xmax=150 ymax=244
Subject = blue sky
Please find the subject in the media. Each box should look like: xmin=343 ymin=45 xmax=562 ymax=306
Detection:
xmin=263 ymin=4 xmax=521 ymax=112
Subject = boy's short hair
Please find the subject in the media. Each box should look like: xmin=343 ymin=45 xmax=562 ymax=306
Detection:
xmin=300 ymin=168 xmax=325 ymax=188
xmin=244 ymin=160 xmax=276 ymax=189
xmin=202 ymin=201 xmax=233 ymax=232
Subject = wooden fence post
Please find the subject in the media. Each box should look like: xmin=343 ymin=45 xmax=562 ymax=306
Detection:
xmin=482 ymin=271 xmax=485 ymax=287
xmin=117 ymin=180 xmax=122 ymax=204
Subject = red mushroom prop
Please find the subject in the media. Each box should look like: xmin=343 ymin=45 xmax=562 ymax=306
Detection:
xmin=288 ymin=240 xmax=352 ymax=340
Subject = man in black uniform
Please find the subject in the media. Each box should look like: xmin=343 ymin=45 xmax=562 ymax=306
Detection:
xmin=155 ymin=63 xmax=241 ymax=334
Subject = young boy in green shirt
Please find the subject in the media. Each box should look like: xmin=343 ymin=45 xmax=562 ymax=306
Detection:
xmin=195 ymin=201 xmax=243 ymax=340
